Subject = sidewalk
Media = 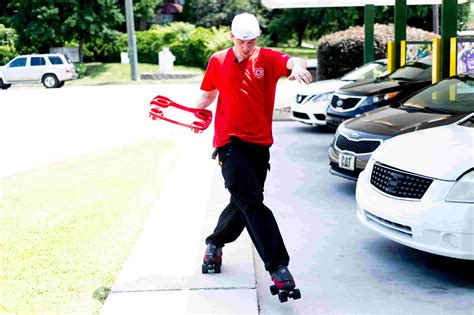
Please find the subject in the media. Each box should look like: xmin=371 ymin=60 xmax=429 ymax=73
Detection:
xmin=100 ymin=132 xmax=259 ymax=315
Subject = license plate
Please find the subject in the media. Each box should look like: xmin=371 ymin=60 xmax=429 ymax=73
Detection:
xmin=328 ymin=117 xmax=344 ymax=127
xmin=339 ymin=153 xmax=355 ymax=171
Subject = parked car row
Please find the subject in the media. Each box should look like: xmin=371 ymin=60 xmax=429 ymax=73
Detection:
xmin=290 ymin=60 xmax=474 ymax=260
xmin=0 ymin=53 xmax=77 ymax=89
xmin=291 ymin=58 xmax=388 ymax=127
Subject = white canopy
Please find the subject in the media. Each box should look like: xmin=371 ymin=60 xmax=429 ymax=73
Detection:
xmin=261 ymin=0 xmax=468 ymax=8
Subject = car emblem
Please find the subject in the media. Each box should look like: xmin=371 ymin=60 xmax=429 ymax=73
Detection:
xmin=336 ymin=99 xmax=344 ymax=107
xmin=386 ymin=173 xmax=401 ymax=193
xmin=351 ymin=132 xmax=359 ymax=138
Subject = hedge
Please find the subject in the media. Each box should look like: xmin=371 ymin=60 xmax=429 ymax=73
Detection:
xmin=84 ymin=22 xmax=232 ymax=68
xmin=317 ymin=24 xmax=439 ymax=80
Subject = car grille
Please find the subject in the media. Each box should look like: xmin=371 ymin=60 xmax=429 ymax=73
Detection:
xmin=293 ymin=111 xmax=309 ymax=119
xmin=335 ymin=134 xmax=381 ymax=154
xmin=330 ymin=94 xmax=362 ymax=110
xmin=371 ymin=163 xmax=433 ymax=200
xmin=296 ymin=94 xmax=307 ymax=104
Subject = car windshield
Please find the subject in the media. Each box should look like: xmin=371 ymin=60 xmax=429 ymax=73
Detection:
xmin=340 ymin=61 xmax=387 ymax=81
xmin=402 ymin=74 xmax=474 ymax=113
xmin=388 ymin=55 xmax=432 ymax=81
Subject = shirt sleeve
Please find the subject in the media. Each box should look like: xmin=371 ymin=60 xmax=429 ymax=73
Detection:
xmin=267 ymin=49 xmax=292 ymax=79
xmin=200 ymin=54 xmax=217 ymax=91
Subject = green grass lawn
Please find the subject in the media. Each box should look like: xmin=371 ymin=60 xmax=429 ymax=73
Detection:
xmin=69 ymin=63 xmax=204 ymax=86
xmin=0 ymin=139 xmax=177 ymax=314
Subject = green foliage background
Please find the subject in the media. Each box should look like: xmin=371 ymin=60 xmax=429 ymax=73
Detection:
xmin=0 ymin=1 xmax=471 ymax=68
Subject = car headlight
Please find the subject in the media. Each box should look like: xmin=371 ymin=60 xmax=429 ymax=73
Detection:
xmin=359 ymin=92 xmax=400 ymax=107
xmin=445 ymin=170 xmax=474 ymax=203
xmin=309 ymin=92 xmax=333 ymax=103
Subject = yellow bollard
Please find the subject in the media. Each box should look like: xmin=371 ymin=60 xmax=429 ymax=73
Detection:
xmin=450 ymin=37 xmax=457 ymax=76
xmin=432 ymin=38 xmax=441 ymax=84
xmin=400 ymin=40 xmax=406 ymax=67
xmin=387 ymin=40 xmax=395 ymax=74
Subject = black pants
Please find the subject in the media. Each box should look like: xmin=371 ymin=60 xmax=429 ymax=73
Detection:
xmin=205 ymin=137 xmax=290 ymax=273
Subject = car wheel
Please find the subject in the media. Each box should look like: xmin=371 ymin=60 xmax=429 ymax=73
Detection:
xmin=57 ymin=81 xmax=65 ymax=88
xmin=0 ymin=78 xmax=10 ymax=90
xmin=42 ymin=74 xmax=59 ymax=88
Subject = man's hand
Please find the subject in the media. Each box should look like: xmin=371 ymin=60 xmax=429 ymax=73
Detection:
xmin=287 ymin=57 xmax=313 ymax=84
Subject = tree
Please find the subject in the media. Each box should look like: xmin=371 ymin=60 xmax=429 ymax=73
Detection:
xmin=184 ymin=0 xmax=268 ymax=28
xmin=61 ymin=1 xmax=124 ymax=62
xmin=9 ymin=0 xmax=124 ymax=62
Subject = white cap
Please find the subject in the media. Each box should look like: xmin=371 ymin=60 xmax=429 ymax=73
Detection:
xmin=231 ymin=13 xmax=261 ymax=40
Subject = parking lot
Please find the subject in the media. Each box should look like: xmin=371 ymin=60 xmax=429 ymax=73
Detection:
xmin=1 ymin=85 xmax=473 ymax=314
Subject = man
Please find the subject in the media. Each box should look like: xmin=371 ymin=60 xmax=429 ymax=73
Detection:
xmin=195 ymin=13 xmax=312 ymax=296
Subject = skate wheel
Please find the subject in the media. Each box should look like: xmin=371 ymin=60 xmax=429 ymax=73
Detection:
xmin=202 ymin=264 xmax=209 ymax=274
xmin=269 ymin=285 xmax=279 ymax=295
xmin=278 ymin=291 xmax=288 ymax=303
xmin=214 ymin=265 xmax=221 ymax=273
xmin=290 ymin=288 xmax=301 ymax=300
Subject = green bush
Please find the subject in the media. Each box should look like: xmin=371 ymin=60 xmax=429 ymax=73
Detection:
xmin=78 ymin=22 xmax=232 ymax=68
xmin=317 ymin=23 xmax=439 ymax=80
xmin=84 ymin=30 xmax=127 ymax=63
xmin=0 ymin=45 xmax=17 ymax=65
xmin=0 ymin=24 xmax=17 ymax=65
xmin=81 ymin=22 xmax=233 ymax=68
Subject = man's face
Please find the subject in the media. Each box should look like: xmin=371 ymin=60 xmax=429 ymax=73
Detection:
xmin=231 ymin=34 xmax=258 ymax=59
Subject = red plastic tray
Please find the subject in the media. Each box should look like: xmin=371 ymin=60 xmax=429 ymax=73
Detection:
xmin=149 ymin=95 xmax=212 ymax=133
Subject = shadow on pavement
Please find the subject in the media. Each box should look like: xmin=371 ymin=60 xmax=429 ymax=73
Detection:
xmin=366 ymin=238 xmax=474 ymax=289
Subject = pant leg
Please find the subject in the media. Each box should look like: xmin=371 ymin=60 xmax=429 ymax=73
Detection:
xmin=205 ymin=196 xmax=245 ymax=247
xmin=217 ymin=141 xmax=290 ymax=273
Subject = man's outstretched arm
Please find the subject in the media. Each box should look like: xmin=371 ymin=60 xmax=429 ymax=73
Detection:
xmin=196 ymin=89 xmax=218 ymax=109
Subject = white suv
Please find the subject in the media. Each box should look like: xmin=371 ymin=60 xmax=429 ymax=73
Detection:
xmin=0 ymin=53 xmax=78 ymax=89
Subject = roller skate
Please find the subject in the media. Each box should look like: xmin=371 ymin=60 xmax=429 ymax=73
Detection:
xmin=269 ymin=266 xmax=301 ymax=303
xmin=202 ymin=243 xmax=222 ymax=274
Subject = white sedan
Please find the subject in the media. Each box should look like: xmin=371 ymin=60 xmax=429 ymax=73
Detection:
xmin=356 ymin=114 xmax=474 ymax=260
xmin=290 ymin=59 xmax=387 ymax=127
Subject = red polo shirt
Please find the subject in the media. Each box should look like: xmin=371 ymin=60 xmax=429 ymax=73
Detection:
xmin=200 ymin=47 xmax=291 ymax=147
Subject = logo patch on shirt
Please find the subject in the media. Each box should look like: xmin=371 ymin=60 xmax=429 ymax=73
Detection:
xmin=254 ymin=67 xmax=264 ymax=79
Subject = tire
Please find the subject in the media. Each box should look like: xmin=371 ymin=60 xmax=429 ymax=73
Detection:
xmin=57 ymin=81 xmax=65 ymax=88
xmin=42 ymin=74 xmax=59 ymax=88
xmin=0 ymin=78 xmax=9 ymax=90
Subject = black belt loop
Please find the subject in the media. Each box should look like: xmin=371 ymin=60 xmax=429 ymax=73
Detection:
xmin=211 ymin=148 xmax=218 ymax=160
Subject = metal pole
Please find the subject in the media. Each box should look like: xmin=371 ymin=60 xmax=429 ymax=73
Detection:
xmin=432 ymin=4 xmax=439 ymax=34
xmin=440 ymin=0 xmax=457 ymax=80
xmin=125 ymin=0 xmax=139 ymax=81
xmin=394 ymin=0 xmax=407 ymax=70
xmin=364 ymin=4 xmax=375 ymax=64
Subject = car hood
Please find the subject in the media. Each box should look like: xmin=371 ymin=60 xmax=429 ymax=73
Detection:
xmin=344 ymin=106 xmax=460 ymax=136
xmin=297 ymin=79 xmax=348 ymax=96
xmin=372 ymin=124 xmax=474 ymax=180
xmin=339 ymin=77 xmax=417 ymax=96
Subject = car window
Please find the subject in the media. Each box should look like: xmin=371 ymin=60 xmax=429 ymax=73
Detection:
xmin=10 ymin=57 xmax=27 ymax=67
xmin=402 ymin=74 xmax=474 ymax=113
xmin=388 ymin=56 xmax=432 ymax=81
xmin=48 ymin=56 xmax=64 ymax=65
xmin=31 ymin=57 xmax=46 ymax=66
xmin=340 ymin=62 xmax=387 ymax=81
